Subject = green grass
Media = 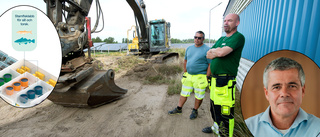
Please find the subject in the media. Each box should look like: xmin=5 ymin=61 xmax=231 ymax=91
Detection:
xmin=168 ymin=48 xmax=186 ymax=58
xmin=157 ymin=64 xmax=183 ymax=76
xmin=92 ymin=52 xmax=146 ymax=73
xmin=143 ymin=62 xmax=184 ymax=85
xmin=115 ymin=56 xmax=146 ymax=72
xmin=89 ymin=49 xmax=186 ymax=94
xmin=216 ymin=89 xmax=253 ymax=137
xmin=143 ymin=48 xmax=185 ymax=87
xmin=158 ymin=48 xmax=186 ymax=94
xmin=233 ymin=89 xmax=253 ymax=137
xmin=209 ymin=89 xmax=253 ymax=137
xmin=86 ymin=51 xmax=127 ymax=57
xmin=167 ymin=77 xmax=182 ymax=95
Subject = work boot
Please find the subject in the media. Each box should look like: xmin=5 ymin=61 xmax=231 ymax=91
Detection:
xmin=189 ymin=108 xmax=198 ymax=119
xmin=202 ymin=122 xmax=220 ymax=136
xmin=168 ymin=107 xmax=182 ymax=115
xmin=202 ymin=126 xmax=213 ymax=133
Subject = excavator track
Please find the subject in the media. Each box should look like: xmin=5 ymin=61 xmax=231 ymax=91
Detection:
xmin=152 ymin=52 xmax=179 ymax=63
xmin=142 ymin=52 xmax=179 ymax=63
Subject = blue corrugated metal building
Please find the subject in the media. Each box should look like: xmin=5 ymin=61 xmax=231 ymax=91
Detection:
xmin=224 ymin=0 xmax=320 ymax=90
xmin=237 ymin=0 xmax=320 ymax=64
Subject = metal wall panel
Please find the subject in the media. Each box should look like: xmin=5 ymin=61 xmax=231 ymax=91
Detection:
xmin=237 ymin=0 xmax=320 ymax=66
xmin=236 ymin=58 xmax=254 ymax=90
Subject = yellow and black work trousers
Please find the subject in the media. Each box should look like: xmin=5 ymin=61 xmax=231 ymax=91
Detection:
xmin=209 ymin=75 xmax=236 ymax=137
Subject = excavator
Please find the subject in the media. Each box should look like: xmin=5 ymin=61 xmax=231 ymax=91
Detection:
xmin=127 ymin=0 xmax=179 ymax=63
xmin=44 ymin=0 xmax=177 ymax=107
xmin=44 ymin=0 xmax=125 ymax=107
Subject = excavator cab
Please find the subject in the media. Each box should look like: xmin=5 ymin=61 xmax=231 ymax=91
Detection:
xmin=150 ymin=19 xmax=169 ymax=50
xmin=128 ymin=19 xmax=171 ymax=54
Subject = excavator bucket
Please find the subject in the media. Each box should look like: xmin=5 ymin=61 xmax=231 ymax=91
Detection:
xmin=48 ymin=69 xmax=127 ymax=107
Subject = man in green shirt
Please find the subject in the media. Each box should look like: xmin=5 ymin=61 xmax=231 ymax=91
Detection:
xmin=203 ymin=13 xmax=245 ymax=137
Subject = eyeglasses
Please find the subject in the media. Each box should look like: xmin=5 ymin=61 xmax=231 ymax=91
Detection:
xmin=194 ymin=36 xmax=203 ymax=40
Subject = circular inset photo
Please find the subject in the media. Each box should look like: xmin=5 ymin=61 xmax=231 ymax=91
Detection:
xmin=0 ymin=5 xmax=62 ymax=108
xmin=241 ymin=50 xmax=320 ymax=136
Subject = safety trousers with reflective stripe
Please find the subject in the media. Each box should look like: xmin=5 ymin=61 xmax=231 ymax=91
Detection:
xmin=210 ymin=76 xmax=236 ymax=137
xmin=180 ymin=72 xmax=208 ymax=100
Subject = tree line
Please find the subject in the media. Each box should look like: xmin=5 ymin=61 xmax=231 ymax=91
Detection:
xmin=92 ymin=36 xmax=216 ymax=44
xmin=92 ymin=37 xmax=118 ymax=43
xmin=171 ymin=38 xmax=216 ymax=44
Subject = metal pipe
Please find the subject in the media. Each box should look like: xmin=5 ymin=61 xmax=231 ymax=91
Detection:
xmin=209 ymin=2 xmax=222 ymax=47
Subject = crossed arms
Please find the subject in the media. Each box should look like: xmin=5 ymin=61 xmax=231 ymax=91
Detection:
xmin=206 ymin=46 xmax=233 ymax=59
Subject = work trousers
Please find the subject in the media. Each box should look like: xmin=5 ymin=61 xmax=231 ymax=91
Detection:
xmin=210 ymin=75 xmax=236 ymax=137
xmin=210 ymin=100 xmax=235 ymax=137
xmin=181 ymin=72 xmax=208 ymax=100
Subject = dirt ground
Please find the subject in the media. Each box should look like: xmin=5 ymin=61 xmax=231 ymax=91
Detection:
xmin=0 ymin=56 xmax=216 ymax=137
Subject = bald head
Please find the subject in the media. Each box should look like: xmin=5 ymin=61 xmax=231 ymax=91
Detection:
xmin=227 ymin=13 xmax=240 ymax=22
xmin=224 ymin=13 xmax=240 ymax=35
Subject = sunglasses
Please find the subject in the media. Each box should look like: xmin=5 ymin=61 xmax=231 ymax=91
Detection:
xmin=194 ymin=36 xmax=203 ymax=40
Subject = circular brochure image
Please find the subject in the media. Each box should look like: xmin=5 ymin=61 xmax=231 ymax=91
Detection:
xmin=0 ymin=5 xmax=62 ymax=108
xmin=241 ymin=50 xmax=320 ymax=136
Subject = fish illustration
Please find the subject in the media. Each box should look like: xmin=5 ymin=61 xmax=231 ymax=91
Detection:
xmin=14 ymin=37 xmax=35 ymax=45
xmin=17 ymin=30 xmax=32 ymax=35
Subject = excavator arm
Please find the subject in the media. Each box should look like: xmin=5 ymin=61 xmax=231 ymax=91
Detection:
xmin=44 ymin=0 xmax=127 ymax=107
xmin=45 ymin=0 xmax=93 ymax=57
xmin=126 ymin=0 xmax=148 ymax=41
xmin=126 ymin=0 xmax=150 ymax=53
xmin=126 ymin=0 xmax=178 ymax=61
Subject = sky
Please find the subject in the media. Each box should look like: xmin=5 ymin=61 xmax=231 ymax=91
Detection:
xmin=0 ymin=0 xmax=229 ymax=42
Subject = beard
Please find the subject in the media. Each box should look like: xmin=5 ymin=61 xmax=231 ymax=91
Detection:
xmin=224 ymin=25 xmax=236 ymax=33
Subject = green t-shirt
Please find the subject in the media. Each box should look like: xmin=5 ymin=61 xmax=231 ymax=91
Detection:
xmin=210 ymin=31 xmax=245 ymax=76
